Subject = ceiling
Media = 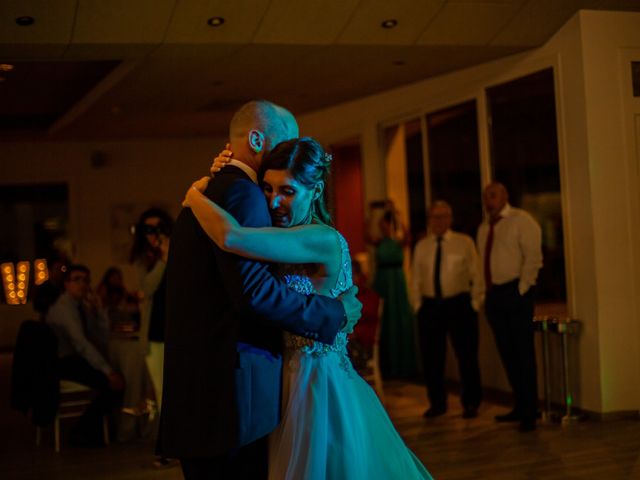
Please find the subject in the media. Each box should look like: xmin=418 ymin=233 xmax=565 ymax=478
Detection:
xmin=1 ymin=0 xmax=639 ymax=141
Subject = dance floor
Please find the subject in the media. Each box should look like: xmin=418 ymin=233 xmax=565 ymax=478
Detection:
xmin=1 ymin=352 xmax=639 ymax=479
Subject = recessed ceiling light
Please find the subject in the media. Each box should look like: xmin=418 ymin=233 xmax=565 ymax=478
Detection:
xmin=207 ymin=17 xmax=225 ymax=27
xmin=0 ymin=64 xmax=14 ymax=72
xmin=15 ymin=16 xmax=35 ymax=27
xmin=381 ymin=19 xmax=398 ymax=29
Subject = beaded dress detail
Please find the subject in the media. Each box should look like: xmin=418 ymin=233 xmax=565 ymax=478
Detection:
xmin=282 ymin=232 xmax=351 ymax=360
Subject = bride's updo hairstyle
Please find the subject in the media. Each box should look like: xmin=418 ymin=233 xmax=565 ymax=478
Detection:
xmin=259 ymin=137 xmax=333 ymax=226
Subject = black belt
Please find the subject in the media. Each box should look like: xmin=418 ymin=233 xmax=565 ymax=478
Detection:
xmin=422 ymin=292 xmax=470 ymax=302
xmin=488 ymin=278 xmax=519 ymax=291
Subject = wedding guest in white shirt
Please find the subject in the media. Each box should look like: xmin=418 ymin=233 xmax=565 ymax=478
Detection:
xmin=477 ymin=182 xmax=542 ymax=432
xmin=411 ymin=200 xmax=483 ymax=419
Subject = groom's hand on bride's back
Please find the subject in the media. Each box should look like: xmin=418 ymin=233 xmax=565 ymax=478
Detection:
xmin=338 ymin=285 xmax=362 ymax=333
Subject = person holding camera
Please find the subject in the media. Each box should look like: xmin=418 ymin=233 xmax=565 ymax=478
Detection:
xmin=130 ymin=207 xmax=174 ymax=466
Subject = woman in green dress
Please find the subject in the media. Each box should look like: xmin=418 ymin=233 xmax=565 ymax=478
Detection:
xmin=367 ymin=204 xmax=417 ymax=378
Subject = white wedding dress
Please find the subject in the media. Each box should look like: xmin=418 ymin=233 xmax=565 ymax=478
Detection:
xmin=268 ymin=232 xmax=432 ymax=480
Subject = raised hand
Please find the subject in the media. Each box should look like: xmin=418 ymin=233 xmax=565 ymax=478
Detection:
xmin=210 ymin=143 xmax=233 ymax=176
xmin=337 ymin=285 xmax=362 ymax=333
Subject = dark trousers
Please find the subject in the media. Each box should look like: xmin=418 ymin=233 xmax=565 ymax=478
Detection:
xmin=485 ymin=279 xmax=538 ymax=421
xmin=57 ymin=355 xmax=120 ymax=440
xmin=417 ymin=293 xmax=482 ymax=410
xmin=180 ymin=435 xmax=268 ymax=480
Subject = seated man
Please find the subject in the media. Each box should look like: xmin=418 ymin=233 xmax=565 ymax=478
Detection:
xmin=46 ymin=264 xmax=124 ymax=446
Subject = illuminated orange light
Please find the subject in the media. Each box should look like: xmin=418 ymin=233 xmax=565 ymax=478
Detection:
xmin=34 ymin=258 xmax=48 ymax=285
xmin=16 ymin=261 xmax=30 ymax=304
xmin=9 ymin=292 xmax=16 ymax=298
xmin=8 ymin=283 xmax=15 ymax=290
xmin=6 ymin=275 xmax=13 ymax=282
xmin=3 ymin=266 xmax=10 ymax=274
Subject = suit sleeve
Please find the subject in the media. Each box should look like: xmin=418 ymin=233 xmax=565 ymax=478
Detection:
xmin=213 ymin=179 xmax=344 ymax=344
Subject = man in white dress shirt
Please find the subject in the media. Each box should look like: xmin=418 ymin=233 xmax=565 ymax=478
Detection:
xmin=412 ymin=201 xmax=483 ymax=419
xmin=477 ymin=183 xmax=542 ymax=432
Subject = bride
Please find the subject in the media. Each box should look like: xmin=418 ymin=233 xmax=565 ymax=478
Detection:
xmin=183 ymin=137 xmax=432 ymax=480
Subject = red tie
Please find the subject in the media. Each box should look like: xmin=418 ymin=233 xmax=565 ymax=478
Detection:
xmin=484 ymin=217 xmax=501 ymax=290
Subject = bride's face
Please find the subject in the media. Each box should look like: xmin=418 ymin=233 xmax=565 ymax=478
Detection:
xmin=262 ymin=169 xmax=314 ymax=228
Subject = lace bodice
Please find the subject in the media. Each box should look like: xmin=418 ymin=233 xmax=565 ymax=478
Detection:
xmin=282 ymin=230 xmax=353 ymax=358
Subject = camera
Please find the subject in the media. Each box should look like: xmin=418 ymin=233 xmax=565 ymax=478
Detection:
xmin=130 ymin=223 xmax=169 ymax=237
xmin=142 ymin=224 xmax=168 ymax=236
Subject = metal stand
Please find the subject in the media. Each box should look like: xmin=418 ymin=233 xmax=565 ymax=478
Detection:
xmin=537 ymin=316 xmax=553 ymax=422
xmin=557 ymin=319 xmax=581 ymax=425
xmin=534 ymin=316 xmax=581 ymax=424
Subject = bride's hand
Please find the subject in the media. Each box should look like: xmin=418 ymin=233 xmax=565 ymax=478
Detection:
xmin=182 ymin=177 xmax=210 ymax=208
xmin=210 ymin=143 xmax=233 ymax=176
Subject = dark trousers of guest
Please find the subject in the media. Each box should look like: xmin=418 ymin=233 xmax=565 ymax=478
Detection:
xmin=485 ymin=279 xmax=538 ymax=422
xmin=417 ymin=293 xmax=482 ymax=411
xmin=57 ymin=355 xmax=119 ymax=441
xmin=180 ymin=435 xmax=268 ymax=480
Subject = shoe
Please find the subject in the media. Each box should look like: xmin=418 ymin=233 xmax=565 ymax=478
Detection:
xmin=519 ymin=419 xmax=537 ymax=432
xmin=494 ymin=410 xmax=521 ymax=422
xmin=423 ymin=406 xmax=447 ymax=418
xmin=462 ymin=407 xmax=478 ymax=419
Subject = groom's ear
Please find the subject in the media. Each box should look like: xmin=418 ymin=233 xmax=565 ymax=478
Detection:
xmin=248 ymin=130 xmax=265 ymax=153
xmin=313 ymin=181 xmax=324 ymax=201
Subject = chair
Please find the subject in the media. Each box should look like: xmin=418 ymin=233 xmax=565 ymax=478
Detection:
xmin=361 ymin=299 xmax=385 ymax=403
xmin=10 ymin=320 xmax=109 ymax=452
xmin=36 ymin=380 xmax=110 ymax=452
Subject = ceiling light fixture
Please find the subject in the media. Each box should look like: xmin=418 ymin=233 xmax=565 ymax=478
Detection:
xmin=0 ymin=64 xmax=14 ymax=72
xmin=15 ymin=16 xmax=35 ymax=26
xmin=381 ymin=19 xmax=398 ymax=29
xmin=207 ymin=17 xmax=225 ymax=27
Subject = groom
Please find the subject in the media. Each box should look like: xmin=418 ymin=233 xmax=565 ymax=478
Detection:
xmin=158 ymin=100 xmax=361 ymax=479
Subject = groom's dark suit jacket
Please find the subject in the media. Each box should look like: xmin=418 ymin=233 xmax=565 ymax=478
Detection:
xmin=157 ymin=166 xmax=344 ymax=459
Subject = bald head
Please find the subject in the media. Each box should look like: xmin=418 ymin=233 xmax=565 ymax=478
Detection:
xmin=229 ymin=100 xmax=299 ymax=159
xmin=483 ymin=182 xmax=509 ymax=219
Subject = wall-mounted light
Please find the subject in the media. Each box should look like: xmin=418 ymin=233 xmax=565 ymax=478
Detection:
xmin=2 ymin=263 xmax=18 ymax=305
xmin=16 ymin=261 xmax=30 ymax=304
xmin=2 ymin=261 xmax=33 ymax=305
xmin=34 ymin=258 xmax=48 ymax=286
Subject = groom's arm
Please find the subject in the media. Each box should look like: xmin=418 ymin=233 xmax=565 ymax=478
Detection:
xmin=213 ymin=179 xmax=344 ymax=344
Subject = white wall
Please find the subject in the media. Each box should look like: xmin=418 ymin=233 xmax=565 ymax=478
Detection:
xmin=297 ymin=10 xmax=640 ymax=413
